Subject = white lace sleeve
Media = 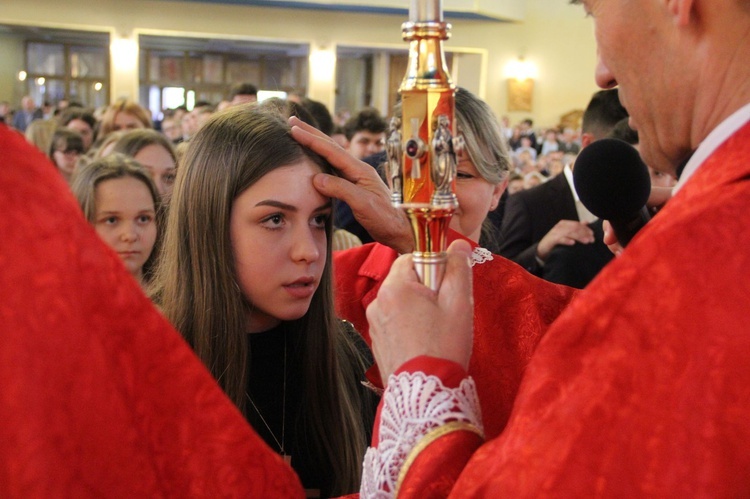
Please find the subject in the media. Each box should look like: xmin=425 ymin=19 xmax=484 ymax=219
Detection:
xmin=360 ymin=371 xmax=483 ymax=498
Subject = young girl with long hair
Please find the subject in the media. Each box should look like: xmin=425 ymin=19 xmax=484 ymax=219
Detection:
xmin=151 ymin=106 xmax=374 ymax=497
xmin=71 ymin=153 xmax=160 ymax=285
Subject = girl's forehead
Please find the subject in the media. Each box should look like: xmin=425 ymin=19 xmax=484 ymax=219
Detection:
xmin=238 ymin=159 xmax=324 ymax=198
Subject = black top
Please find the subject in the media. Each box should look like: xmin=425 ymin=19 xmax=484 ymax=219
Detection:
xmin=246 ymin=321 xmax=376 ymax=498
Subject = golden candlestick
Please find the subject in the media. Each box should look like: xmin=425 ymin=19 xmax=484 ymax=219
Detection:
xmin=385 ymin=0 xmax=461 ymax=291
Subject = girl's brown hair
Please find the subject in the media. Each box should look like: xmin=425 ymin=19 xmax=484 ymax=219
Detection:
xmin=151 ymin=106 xmax=370 ymax=495
xmin=111 ymin=128 xmax=177 ymax=165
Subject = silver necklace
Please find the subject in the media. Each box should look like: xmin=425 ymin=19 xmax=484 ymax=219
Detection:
xmin=245 ymin=331 xmax=291 ymax=465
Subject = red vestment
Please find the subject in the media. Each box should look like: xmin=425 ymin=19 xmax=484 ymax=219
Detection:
xmin=370 ymin=121 xmax=750 ymax=496
xmin=0 ymin=125 xmax=304 ymax=497
xmin=334 ymin=233 xmax=578 ymax=440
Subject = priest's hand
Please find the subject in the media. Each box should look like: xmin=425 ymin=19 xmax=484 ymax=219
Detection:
xmin=366 ymin=240 xmax=475 ymax=384
xmin=603 ymin=185 xmax=673 ymax=255
xmin=602 ymin=220 xmax=624 ymax=256
xmin=289 ymin=116 xmax=414 ymax=254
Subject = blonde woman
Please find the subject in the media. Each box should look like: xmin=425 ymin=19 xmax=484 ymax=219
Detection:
xmin=98 ymin=99 xmax=152 ymax=138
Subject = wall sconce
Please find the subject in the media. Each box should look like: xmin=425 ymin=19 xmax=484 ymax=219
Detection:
xmin=309 ymin=46 xmax=336 ymax=83
xmin=18 ymin=70 xmax=27 ymax=82
xmin=505 ymin=57 xmax=538 ymax=81
xmin=111 ymin=37 xmax=138 ymax=73
xmin=504 ymin=57 xmax=538 ymax=112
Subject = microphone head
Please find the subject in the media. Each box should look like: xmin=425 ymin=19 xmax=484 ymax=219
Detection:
xmin=573 ymin=138 xmax=651 ymax=221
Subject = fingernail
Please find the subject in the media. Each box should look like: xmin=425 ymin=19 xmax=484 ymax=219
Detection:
xmin=313 ymin=173 xmax=327 ymax=187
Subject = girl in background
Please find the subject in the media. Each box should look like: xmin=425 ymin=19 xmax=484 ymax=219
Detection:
xmin=111 ymin=129 xmax=178 ymax=201
xmin=151 ymin=106 xmax=374 ymax=497
xmin=71 ymin=154 xmax=160 ymax=285
xmin=48 ymin=128 xmax=85 ymax=182
xmin=98 ymin=99 xmax=152 ymax=138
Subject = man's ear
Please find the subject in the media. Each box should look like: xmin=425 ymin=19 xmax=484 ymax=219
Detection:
xmin=667 ymin=0 xmax=694 ymax=26
xmin=580 ymin=132 xmax=595 ymax=149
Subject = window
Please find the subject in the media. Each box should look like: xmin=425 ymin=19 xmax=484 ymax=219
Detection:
xmin=24 ymin=35 xmax=109 ymax=108
xmin=139 ymin=35 xmax=309 ymax=120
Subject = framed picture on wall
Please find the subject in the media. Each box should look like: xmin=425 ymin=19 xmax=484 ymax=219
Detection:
xmin=508 ymin=79 xmax=533 ymax=112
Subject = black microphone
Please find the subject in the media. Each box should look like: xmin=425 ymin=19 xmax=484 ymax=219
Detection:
xmin=573 ymin=138 xmax=651 ymax=247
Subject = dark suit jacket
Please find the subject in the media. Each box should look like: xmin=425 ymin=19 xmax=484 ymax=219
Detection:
xmin=499 ymin=173 xmax=578 ymax=275
xmin=542 ymin=219 xmax=613 ymax=288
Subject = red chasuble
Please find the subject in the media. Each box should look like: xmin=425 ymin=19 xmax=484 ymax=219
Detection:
xmin=334 ymin=234 xmax=578 ymax=440
xmin=389 ymin=121 xmax=750 ymax=496
xmin=0 ymin=125 xmax=304 ymax=497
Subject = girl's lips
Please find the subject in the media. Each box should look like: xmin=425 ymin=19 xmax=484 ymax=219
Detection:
xmin=283 ymin=279 xmax=316 ymax=299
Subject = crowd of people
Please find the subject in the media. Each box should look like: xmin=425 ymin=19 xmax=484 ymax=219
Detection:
xmin=2 ymin=79 xmax=593 ymax=496
xmin=3 ymin=0 xmax=750 ymax=494
xmin=3 ymin=81 xmax=430 ymax=496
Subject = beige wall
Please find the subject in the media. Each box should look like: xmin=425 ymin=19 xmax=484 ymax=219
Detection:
xmin=1 ymin=0 xmax=599 ymax=127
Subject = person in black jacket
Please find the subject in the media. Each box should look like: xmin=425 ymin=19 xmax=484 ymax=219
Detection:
xmin=498 ymin=89 xmax=627 ymax=278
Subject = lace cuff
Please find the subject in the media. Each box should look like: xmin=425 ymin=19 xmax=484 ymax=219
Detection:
xmin=360 ymin=371 xmax=483 ymax=498
xmin=471 ymin=247 xmax=493 ymax=267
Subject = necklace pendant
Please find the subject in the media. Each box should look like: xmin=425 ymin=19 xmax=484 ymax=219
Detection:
xmin=282 ymin=454 xmax=292 ymax=466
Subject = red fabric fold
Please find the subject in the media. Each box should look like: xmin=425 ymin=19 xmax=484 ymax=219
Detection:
xmin=334 ymin=234 xmax=577 ymax=440
xmin=0 ymin=124 xmax=304 ymax=498
xmin=398 ymin=429 xmax=483 ymax=499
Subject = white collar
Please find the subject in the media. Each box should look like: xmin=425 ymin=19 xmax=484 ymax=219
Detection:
xmin=562 ymin=164 xmax=580 ymax=202
xmin=673 ymin=102 xmax=750 ymax=194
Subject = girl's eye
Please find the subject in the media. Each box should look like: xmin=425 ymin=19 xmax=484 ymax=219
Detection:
xmin=311 ymin=213 xmax=329 ymax=229
xmin=137 ymin=214 xmax=153 ymax=224
xmin=261 ymin=213 xmax=285 ymax=229
xmin=163 ymin=172 xmax=177 ymax=185
xmin=456 ymin=171 xmax=474 ymax=180
xmin=105 ymin=216 xmax=118 ymax=224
